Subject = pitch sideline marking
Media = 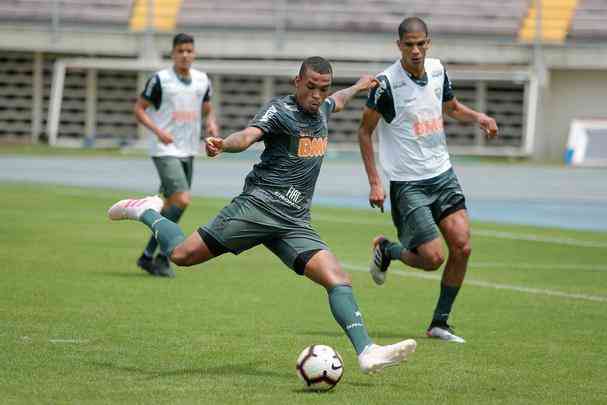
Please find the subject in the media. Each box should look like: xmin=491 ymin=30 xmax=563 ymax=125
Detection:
xmin=312 ymin=215 xmax=607 ymax=248
xmin=342 ymin=263 xmax=607 ymax=303
xmin=471 ymin=262 xmax=607 ymax=272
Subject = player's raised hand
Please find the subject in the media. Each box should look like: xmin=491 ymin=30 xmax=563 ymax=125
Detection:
xmin=479 ymin=114 xmax=498 ymax=138
xmin=205 ymin=136 xmax=223 ymax=157
xmin=356 ymin=75 xmax=379 ymax=91
xmin=369 ymin=183 xmax=386 ymax=213
xmin=157 ymin=129 xmax=174 ymax=145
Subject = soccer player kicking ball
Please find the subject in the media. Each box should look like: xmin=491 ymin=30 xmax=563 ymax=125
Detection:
xmin=108 ymin=57 xmax=416 ymax=374
xmin=358 ymin=17 xmax=498 ymax=343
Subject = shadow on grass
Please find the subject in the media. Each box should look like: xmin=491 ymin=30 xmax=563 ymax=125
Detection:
xmin=91 ymin=360 xmax=289 ymax=380
xmin=291 ymin=388 xmax=338 ymax=394
xmin=292 ymin=379 xmax=395 ymax=391
xmin=298 ymin=330 xmax=420 ymax=340
xmin=92 ymin=361 xmax=406 ymax=390
xmin=102 ymin=271 xmax=158 ymax=278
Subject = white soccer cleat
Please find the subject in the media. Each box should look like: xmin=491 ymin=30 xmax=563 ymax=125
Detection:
xmin=426 ymin=325 xmax=466 ymax=344
xmin=107 ymin=195 xmax=163 ymax=221
xmin=358 ymin=339 xmax=417 ymax=374
xmin=369 ymin=236 xmax=391 ymax=285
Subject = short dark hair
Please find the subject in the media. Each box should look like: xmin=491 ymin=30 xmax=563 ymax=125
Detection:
xmin=398 ymin=17 xmax=429 ymax=39
xmin=298 ymin=56 xmax=333 ymax=78
xmin=172 ymin=33 xmax=194 ymax=49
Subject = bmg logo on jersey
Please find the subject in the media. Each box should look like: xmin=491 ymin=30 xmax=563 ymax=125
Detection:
xmin=413 ymin=117 xmax=444 ymax=137
xmin=297 ymin=136 xmax=328 ymax=158
xmin=172 ymin=111 xmax=198 ymax=123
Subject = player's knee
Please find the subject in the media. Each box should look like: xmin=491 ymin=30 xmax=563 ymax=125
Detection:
xmin=170 ymin=245 xmax=194 ymax=266
xmin=450 ymin=239 xmax=472 ymax=260
xmin=175 ymin=193 xmax=191 ymax=208
xmin=169 ymin=251 xmax=186 ymax=266
xmin=423 ymin=252 xmax=445 ymax=271
xmin=337 ymin=269 xmax=352 ymax=286
xmin=330 ymin=264 xmax=352 ymax=286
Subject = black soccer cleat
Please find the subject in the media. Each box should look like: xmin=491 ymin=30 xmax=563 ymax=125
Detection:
xmin=136 ymin=253 xmax=156 ymax=276
xmin=369 ymin=236 xmax=392 ymax=285
xmin=153 ymin=254 xmax=176 ymax=278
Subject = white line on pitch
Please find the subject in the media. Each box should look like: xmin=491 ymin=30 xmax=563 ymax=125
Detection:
xmin=470 ymin=262 xmax=607 ymax=271
xmin=473 ymin=230 xmax=607 ymax=248
xmin=342 ymin=263 xmax=607 ymax=303
xmin=312 ymin=215 xmax=607 ymax=248
xmin=49 ymin=339 xmax=89 ymax=344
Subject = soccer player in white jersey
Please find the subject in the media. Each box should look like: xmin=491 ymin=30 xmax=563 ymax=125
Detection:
xmin=133 ymin=33 xmax=219 ymax=277
xmin=358 ymin=17 xmax=498 ymax=343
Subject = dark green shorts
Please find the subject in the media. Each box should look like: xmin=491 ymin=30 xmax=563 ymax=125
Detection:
xmin=198 ymin=195 xmax=329 ymax=274
xmin=390 ymin=168 xmax=466 ymax=250
xmin=152 ymin=156 xmax=193 ymax=198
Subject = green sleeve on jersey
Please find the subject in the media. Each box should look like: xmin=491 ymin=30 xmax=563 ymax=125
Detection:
xmin=321 ymin=97 xmax=335 ymax=118
xmin=249 ymin=99 xmax=281 ymax=138
xmin=203 ymin=81 xmax=212 ymax=103
xmin=366 ymin=75 xmax=396 ymax=123
xmin=443 ymin=70 xmax=454 ymax=102
xmin=141 ymin=74 xmax=162 ymax=110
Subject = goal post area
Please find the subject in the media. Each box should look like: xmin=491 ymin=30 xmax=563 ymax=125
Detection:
xmin=46 ymin=56 xmax=537 ymax=156
xmin=565 ymin=118 xmax=607 ymax=167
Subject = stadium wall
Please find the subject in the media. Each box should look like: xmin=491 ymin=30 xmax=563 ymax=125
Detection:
xmin=1 ymin=25 xmax=606 ymax=162
xmin=540 ymin=70 xmax=607 ymax=162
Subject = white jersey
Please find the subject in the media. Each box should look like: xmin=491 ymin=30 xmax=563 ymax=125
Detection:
xmin=141 ymin=67 xmax=212 ymax=157
xmin=367 ymin=58 xmax=454 ymax=181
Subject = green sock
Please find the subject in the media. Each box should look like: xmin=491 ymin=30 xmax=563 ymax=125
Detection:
xmin=139 ymin=209 xmax=185 ymax=257
xmin=328 ymin=285 xmax=373 ymax=355
xmin=164 ymin=205 xmax=185 ymax=223
xmin=432 ymin=284 xmax=461 ymax=323
xmin=143 ymin=205 xmax=185 ymax=257
xmin=387 ymin=242 xmax=404 ymax=260
xmin=142 ymin=235 xmax=157 ymax=258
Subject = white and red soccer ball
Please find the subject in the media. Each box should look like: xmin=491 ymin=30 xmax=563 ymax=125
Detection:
xmin=295 ymin=345 xmax=344 ymax=390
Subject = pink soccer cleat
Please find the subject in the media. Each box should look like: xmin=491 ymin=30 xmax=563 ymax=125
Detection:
xmin=107 ymin=195 xmax=163 ymax=221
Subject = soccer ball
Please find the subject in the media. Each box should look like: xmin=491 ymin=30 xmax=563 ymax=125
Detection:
xmin=295 ymin=344 xmax=344 ymax=390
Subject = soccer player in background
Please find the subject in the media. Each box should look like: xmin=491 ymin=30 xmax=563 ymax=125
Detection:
xmin=358 ymin=17 xmax=498 ymax=343
xmin=133 ymin=33 xmax=219 ymax=277
xmin=109 ymin=57 xmax=417 ymax=374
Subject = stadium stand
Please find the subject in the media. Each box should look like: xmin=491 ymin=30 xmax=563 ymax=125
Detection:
xmin=519 ymin=0 xmax=578 ymax=43
xmin=0 ymin=1 xmax=531 ymax=151
xmin=3 ymin=0 xmax=604 ymax=160
xmin=0 ymin=0 xmax=132 ymax=27
xmin=568 ymin=0 xmax=607 ymax=40
xmin=130 ymin=0 xmax=180 ymax=32
xmin=177 ymin=0 xmax=529 ymax=38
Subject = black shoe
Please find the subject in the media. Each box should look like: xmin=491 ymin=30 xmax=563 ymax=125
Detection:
xmin=369 ymin=236 xmax=391 ymax=285
xmin=137 ymin=254 xmax=156 ymax=275
xmin=153 ymin=254 xmax=176 ymax=278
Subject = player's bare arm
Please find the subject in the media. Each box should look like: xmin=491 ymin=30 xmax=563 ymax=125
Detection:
xmin=331 ymin=75 xmax=378 ymax=112
xmin=358 ymin=106 xmax=386 ymax=212
xmin=443 ymin=98 xmax=498 ymax=138
xmin=134 ymin=97 xmax=174 ymax=144
xmin=206 ymin=126 xmax=264 ymax=157
xmin=202 ymin=101 xmax=219 ymax=138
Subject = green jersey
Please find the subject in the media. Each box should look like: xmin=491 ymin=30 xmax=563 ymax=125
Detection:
xmin=243 ymin=94 xmax=336 ymax=222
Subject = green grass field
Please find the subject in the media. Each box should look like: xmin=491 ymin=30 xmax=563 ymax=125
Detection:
xmin=2 ymin=182 xmax=606 ymax=404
